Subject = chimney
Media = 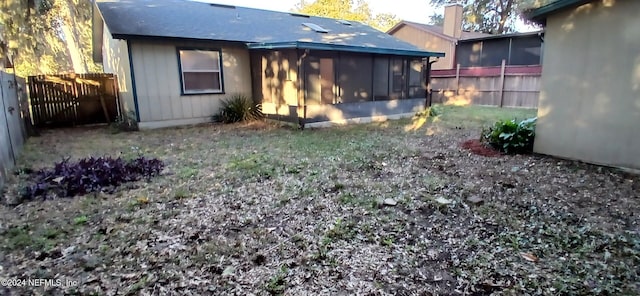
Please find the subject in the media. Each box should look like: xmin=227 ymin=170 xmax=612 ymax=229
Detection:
xmin=443 ymin=3 xmax=463 ymax=39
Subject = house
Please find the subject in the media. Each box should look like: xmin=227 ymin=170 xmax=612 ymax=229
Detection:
xmin=386 ymin=4 xmax=490 ymax=70
xmin=428 ymin=31 xmax=545 ymax=108
xmin=528 ymin=0 xmax=640 ymax=170
xmin=92 ymin=0 xmax=444 ymax=129
xmin=388 ymin=4 xmax=544 ymax=109
xmin=454 ymin=31 xmax=544 ymax=68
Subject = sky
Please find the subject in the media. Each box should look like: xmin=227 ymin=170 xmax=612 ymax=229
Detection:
xmin=204 ymin=0 xmax=439 ymax=24
xmin=198 ymin=0 xmax=538 ymax=32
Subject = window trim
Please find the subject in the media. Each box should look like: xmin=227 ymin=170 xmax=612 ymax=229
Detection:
xmin=176 ymin=47 xmax=225 ymax=96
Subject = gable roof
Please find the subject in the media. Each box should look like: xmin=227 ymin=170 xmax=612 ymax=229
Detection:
xmin=527 ymin=0 xmax=593 ymax=24
xmin=95 ymin=0 xmax=444 ymax=57
xmin=386 ymin=20 xmax=491 ymax=42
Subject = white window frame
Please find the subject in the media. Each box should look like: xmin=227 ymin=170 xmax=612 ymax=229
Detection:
xmin=178 ymin=48 xmax=224 ymax=95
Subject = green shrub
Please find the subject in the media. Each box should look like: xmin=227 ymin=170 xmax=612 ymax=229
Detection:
xmin=481 ymin=117 xmax=537 ymax=154
xmin=216 ymin=94 xmax=263 ymax=123
xmin=428 ymin=104 xmax=444 ymax=117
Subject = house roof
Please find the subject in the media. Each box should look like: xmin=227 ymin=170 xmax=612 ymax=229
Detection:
xmin=458 ymin=30 xmax=544 ymax=43
xmin=95 ymin=0 xmax=444 ymax=57
xmin=527 ymin=0 xmax=593 ymax=24
xmin=386 ymin=21 xmax=491 ymax=42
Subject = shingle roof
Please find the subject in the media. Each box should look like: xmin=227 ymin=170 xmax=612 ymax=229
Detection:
xmin=96 ymin=0 xmax=444 ymax=57
xmin=386 ymin=21 xmax=491 ymax=42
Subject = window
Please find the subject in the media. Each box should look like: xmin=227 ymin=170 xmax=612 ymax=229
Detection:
xmin=178 ymin=49 xmax=223 ymax=94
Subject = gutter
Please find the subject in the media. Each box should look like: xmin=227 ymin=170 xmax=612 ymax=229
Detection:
xmin=247 ymin=41 xmax=445 ymax=58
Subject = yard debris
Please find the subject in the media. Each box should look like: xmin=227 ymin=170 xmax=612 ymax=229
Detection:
xmin=1 ymin=108 xmax=639 ymax=295
xmin=80 ymin=254 xmax=100 ymax=271
xmin=62 ymin=246 xmax=76 ymax=257
xmin=466 ymin=195 xmax=484 ymax=205
xmin=520 ymin=252 xmax=539 ymax=263
xmin=382 ymin=198 xmax=398 ymax=206
xmin=222 ymin=266 xmax=235 ymax=276
xmin=434 ymin=196 xmax=454 ymax=205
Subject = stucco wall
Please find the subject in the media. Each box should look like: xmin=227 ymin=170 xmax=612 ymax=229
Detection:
xmin=534 ymin=0 xmax=640 ymax=170
xmin=389 ymin=25 xmax=454 ymax=70
xmin=102 ymin=24 xmax=136 ymax=121
xmin=128 ymin=40 xmax=252 ymax=128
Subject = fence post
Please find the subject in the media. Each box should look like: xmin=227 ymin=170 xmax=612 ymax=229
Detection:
xmin=499 ymin=59 xmax=506 ymax=108
xmin=455 ymin=63 xmax=461 ymax=96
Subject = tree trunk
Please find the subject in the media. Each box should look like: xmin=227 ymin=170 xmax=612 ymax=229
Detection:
xmin=59 ymin=0 xmax=87 ymax=73
xmin=497 ymin=0 xmax=514 ymax=34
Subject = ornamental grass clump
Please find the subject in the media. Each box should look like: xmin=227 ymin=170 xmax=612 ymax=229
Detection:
xmin=216 ymin=94 xmax=263 ymax=123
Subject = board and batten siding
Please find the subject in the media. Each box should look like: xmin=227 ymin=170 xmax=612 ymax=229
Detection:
xmin=389 ymin=25 xmax=454 ymax=70
xmin=534 ymin=0 xmax=640 ymax=170
xmin=128 ymin=41 xmax=252 ymax=129
xmin=102 ymin=24 xmax=136 ymax=121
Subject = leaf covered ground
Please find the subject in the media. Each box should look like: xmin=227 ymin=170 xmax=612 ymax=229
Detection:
xmin=1 ymin=105 xmax=638 ymax=295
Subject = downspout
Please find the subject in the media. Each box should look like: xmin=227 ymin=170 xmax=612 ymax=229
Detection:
xmin=424 ymin=57 xmax=437 ymax=107
xmin=297 ymin=49 xmax=308 ymax=129
xmin=126 ymin=40 xmax=141 ymax=123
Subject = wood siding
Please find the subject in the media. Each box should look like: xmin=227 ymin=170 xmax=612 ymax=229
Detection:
xmin=129 ymin=40 xmax=251 ymax=127
xmin=388 ymin=25 xmax=454 ymax=70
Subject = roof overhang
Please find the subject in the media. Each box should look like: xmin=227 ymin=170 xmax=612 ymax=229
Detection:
xmin=458 ymin=30 xmax=545 ymax=43
xmin=386 ymin=21 xmax=459 ymax=43
xmin=246 ymin=41 xmax=445 ymax=58
xmin=527 ymin=0 xmax=593 ymax=24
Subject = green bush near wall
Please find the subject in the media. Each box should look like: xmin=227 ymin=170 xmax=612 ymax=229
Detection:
xmin=481 ymin=117 xmax=537 ymax=154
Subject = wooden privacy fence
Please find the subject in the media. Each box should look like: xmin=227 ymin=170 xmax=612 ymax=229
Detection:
xmin=28 ymin=73 xmax=119 ymax=127
xmin=430 ymin=62 xmax=541 ymax=108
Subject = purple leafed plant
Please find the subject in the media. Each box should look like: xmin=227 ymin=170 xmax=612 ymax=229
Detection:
xmin=21 ymin=156 xmax=164 ymax=200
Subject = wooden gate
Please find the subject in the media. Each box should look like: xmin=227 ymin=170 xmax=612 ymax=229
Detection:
xmin=27 ymin=73 xmax=119 ymax=127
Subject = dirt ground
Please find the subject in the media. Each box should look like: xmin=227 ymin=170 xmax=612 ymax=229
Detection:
xmin=1 ymin=106 xmax=638 ymax=295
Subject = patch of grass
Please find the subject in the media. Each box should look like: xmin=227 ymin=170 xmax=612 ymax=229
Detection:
xmin=177 ymin=166 xmax=198 ymax=180
xmin=173 ymin=187 xmax=190 ymax=199
xmin=126 ymin=196 xmax=150 ymax=211
xmin=380 ymin=236 xmax=394 ymax=247
xmin=126 ymin=275 xmax=150 ymax=295
xmin=338 ymin=193 xmax=376 ymax=209
xmin=432 ymin=105 xmax=537 ymax=128
xmin=228 ymin=154 xmax=277 ymax=180
xmin=264 ymin=265 xmax=288 ymax=295
xmin=2 ymin=226 xmax=64 ymax=252
xmin=73 ymin=215 xmax=88 ymax=225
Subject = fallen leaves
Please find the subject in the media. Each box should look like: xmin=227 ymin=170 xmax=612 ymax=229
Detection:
xmin=520 ymin=252 xmax=539 ymax=263
xmin=1 ymin=111 xmax=639 ymax=295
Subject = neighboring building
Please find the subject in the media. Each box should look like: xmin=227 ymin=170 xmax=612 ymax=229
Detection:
xmin=92 ymin=0 xmax=443 ymax=129
xmin=455 ymin=32 xmax=544 ymax=68
xmin=387 ymin=4 xmax=489 ymax=69
xmin=528 ymin=0 xmax=640 ymax=170
xmin=388 ymin=4 xmax=544 ymax=70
